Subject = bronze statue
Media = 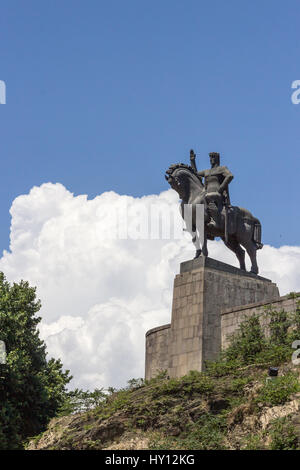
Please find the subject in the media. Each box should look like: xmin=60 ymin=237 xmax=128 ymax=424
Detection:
xmin=165 ymin=150 xmax=263 ymax=274
xmin=190 ymin=150 xmax=233 ymax=233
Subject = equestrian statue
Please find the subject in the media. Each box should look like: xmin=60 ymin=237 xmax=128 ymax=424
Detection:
xmin=165 ymin=150 xmax=263 ymax=274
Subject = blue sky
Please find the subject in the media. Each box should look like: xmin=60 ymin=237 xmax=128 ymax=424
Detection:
xmin=0 ymin=0 xmax=299 ymax=250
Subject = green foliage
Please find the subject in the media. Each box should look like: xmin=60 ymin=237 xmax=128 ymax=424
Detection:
xmin=225 ymin=316 xmax=267 ymax=364
xmin=0 ymin=273 xmax=71 ymax=449
xmin=290 ymin=301 xmax=300 ymax=342
xmin=269 ymin=417 xmax=299 ymax=450
xmin=207 ymin=304 xmax=300 ymax=376
xmin=178 ymin=414 xmax=227 ymax=450
xmin=150 ymin=414 xmax=227 ymax=450
xmin=58 ymin=388 xmax=106 ymax=415
xmin=242 ymin=433 xmax=265 ymax=450
xmin=59 ymin=378 xmax=146 ymax=421
xmin=223 ymin=376 xmax=252 ymax=394
xmin=151 ymin=370 xmax=214 ymax=399
xmin=107 ymin=388 xmax=132 ymax=412
xmin=254 ymin=373 xmax=300 ymax=407
xmin=126 ymin=377 xmax=145 ymax=390
xmin=267 ymin=307 xmax=290 ymax=345
xmin=206 ymin=316 xmax=267 ymax=377
xmin=287 ymin=292 xmax=300 ymax=299
xmin=205 ymin=356 xmax=240 ymax=377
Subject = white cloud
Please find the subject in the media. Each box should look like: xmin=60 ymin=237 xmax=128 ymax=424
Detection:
xmin=0 ymin=183 xmax=299 ymax=389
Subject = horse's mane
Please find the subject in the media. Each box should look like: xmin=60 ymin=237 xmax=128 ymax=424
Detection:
xmin=166 ymin=163 xmax=203 ymax=187
xmin=166 ymin=162 xmax=197 ymax=175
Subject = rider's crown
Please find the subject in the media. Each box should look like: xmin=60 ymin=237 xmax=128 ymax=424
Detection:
xmin=209 ymin=152 xmax=220 ymax=163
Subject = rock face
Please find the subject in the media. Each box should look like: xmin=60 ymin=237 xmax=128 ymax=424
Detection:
xmin=145 ymin=257 xmax=280 ymax=380
xmin=260 ymin=398 xmax=300 ymax=430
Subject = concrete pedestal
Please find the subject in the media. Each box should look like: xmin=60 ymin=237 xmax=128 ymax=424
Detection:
xmin=145 ymin=257 xmax=280 ymax=380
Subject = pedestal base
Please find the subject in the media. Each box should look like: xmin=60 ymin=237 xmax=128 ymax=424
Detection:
xmin=145 ymin=257 xmax=280 ymax=380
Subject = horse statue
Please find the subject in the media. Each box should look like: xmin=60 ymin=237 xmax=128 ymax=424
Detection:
xmin=165 ymin=162 xmax=263 ymax=274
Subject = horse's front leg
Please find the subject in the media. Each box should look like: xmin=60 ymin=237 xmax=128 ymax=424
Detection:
xmin=196 ymin=203 xmax=207 ymax=257
xmin=183 ymin=203 xmax=202 ymax=259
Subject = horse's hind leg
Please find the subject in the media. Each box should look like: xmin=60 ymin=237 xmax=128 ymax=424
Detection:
xmin=221 ymin=236 xmax=246 ymax=271
xmin=192 ymin=234 xmax=201 ymax=259
xmin=243 ymin=240 xmax=259 ymax=274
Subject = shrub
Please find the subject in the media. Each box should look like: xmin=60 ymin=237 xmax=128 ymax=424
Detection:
xmin=223 ymin=316 xmax=267 ymax=365
xmin=255 ymin=373 xmax=300 ymax=407
xmin=151 ymin=370 xmax=214 ymax=398
xmin=269 ymin=417 xmax=299 ymax=450
xmin=266 ymin=307 xmax=290 ymax=345
xmin=176 ymin=414 xmax=227 ymax=450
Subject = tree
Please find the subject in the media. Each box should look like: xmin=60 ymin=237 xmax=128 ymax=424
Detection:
xmin=0 ymin=272 xmax=72 ymax=449
xmin=58 ymin=388 xmax=106 ymax=415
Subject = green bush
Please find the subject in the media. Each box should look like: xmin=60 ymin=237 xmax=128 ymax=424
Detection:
xmin=287 ymin=292 xmax=300 ymax=299
xmin=267 ymin=307 xmax=290 ymax=345
xmin=269 ymin=417 xmax=299 ymax=450
xmin=225 ymin=316 xmax=267 ymax=364
xmin=207 ymin=304 xmax=300 ymax=375
xmin=290 ymin=301 xmax=300 ymax=342
xmin=255 ymin=373 xmax=300 ymax=407
xmin=176 ymin=414 xmax=227 ymax=450
xmin=151 ymin=370 xmax=214 ymax=398
xmin=149 ymin=414 xmax=227 ymax=450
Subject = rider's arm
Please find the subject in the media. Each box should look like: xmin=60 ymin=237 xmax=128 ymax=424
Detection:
xmin=190 ymin=150 xmax=206 ymax=178
xmin=219 ymin=166 xmax=234 ymax=193
xmin=190 ymin=149 xmax=198 ymax=172
xmin=197 ymin=170 xmax=206 ymax=177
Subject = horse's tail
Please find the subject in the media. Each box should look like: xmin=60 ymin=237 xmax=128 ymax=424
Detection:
xmin=253 ymin=218 xmax=263 ymax=250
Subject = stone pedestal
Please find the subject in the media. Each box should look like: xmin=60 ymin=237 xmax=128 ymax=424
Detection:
xmin=145 ymin=257 xmax=280 ymax=380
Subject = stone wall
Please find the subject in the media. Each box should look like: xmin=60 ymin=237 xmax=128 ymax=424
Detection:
xmin=167 ymin=267 xmax=204 ymax=378
xmin=145 ymin=324 xmax=170 ymax=380
xmin=221 ymin=296 xmax=299 ymax=350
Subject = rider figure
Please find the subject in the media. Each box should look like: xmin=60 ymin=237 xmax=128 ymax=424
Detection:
xmin=190 ymin=150 xmax=234 ymax=230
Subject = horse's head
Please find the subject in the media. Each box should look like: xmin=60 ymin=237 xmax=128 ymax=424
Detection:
xmin=165 ymin=163 xmax=204 ymax=202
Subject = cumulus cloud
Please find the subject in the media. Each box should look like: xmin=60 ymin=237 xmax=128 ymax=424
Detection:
xmin=0 ymin=183 xmax=299 ymax=389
